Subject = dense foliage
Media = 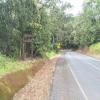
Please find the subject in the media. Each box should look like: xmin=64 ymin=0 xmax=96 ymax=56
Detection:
xmin=61 ymin=0 xmax=100 ymax=49
xmin=0 ymin=0 xmax=71 ymax=57
xmin=0 ymin=0 xmax=100 ymax=58
xmin=89 ymin=42 xmax=100 ymax=54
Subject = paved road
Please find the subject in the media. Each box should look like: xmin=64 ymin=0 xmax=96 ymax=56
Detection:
xmin=49 ymin=52 xmax=100 ymax=100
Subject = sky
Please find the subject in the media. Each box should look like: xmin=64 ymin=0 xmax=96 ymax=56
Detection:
xmin=62 ymin=0 xmax=84 ymax=16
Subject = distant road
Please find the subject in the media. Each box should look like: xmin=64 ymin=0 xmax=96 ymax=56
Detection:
xmin=49 ymin=52 xmax=100 ymax=100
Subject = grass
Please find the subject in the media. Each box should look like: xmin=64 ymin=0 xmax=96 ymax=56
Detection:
xmin=0 ymin=53 xmax=45 ymax=100
xmin=0 ymin=51 xmax=56 ymax=76
xmin=0 ymin=59 xmax=45 ymax=100
xmin=0 ymin=53 xmax=35 ymax=76
xmin=45 ymin=51 xmax=56 ymax=58
xmin=89 ymin=42 xmax=100 ymax=54
xmin=0 ymin=52 xmax=56 ymax=99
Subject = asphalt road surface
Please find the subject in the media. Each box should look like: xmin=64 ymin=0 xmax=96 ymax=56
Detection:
xmin=49 ymin=52 xmax=100 ymax=100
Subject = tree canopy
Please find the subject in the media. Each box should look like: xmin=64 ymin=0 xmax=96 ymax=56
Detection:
xmin=0 ymin=0 xmax=100 ymax=58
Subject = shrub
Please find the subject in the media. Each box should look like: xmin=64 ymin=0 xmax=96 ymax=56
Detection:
xmin=45 ymin=51 xmax=56 ymax=58
xmin=89 ymin=42 xmax=100 ymax=54
xmin=0 ymin=53 xmax=11 ymax=68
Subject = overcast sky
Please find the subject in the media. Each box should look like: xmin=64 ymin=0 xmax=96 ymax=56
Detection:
xmin=62 ymin=0 xmax=84 ymax=15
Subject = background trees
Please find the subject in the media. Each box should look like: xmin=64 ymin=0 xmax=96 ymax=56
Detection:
xmin=61 ymin=0 xmax=100 ymax=49
xmin=0 ymin=0 xmax=37 ymax=57
xmin=0 ymin=0 xmax=72 ymax=57
xmin=0 ymin=0 xmax=100 ymax=58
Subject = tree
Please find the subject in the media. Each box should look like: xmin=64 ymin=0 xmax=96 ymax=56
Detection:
xmin=0 ymin=0 xmax=37 ymax=57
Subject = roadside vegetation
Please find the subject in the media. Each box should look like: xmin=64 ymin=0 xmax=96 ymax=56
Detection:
xmin=0 ymin=0 xmax=100 ymax=99
xmin=0 ymin=53 xmax=35 ymax=76
xmin=0 ymin=0 xmax=99 ymax=58
xmin=46 ymin=51 xmax=56 ymax=58
xmin=89 ymin=42 xmax=100 ymax=54
xmin=0 ymin=59 xmax=45 ymax=100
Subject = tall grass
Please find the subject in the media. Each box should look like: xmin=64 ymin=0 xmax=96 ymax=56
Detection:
xmin=0 ymin=54 xmax=43 ymax=100
xmin=89 ymin=42 xmax=100 ymax=54
xmin=0 ymin=53 xmax=12 ymax=66
xmin=0 ymin=53 xmax=34 ymax=76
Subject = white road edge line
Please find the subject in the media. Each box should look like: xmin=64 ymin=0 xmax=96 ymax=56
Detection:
xmin=68 ymin=64 xmax=89 ymax=100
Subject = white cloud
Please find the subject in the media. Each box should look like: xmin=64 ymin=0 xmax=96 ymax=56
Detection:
xmin=62 ymin=0 xmax=84 ymax=15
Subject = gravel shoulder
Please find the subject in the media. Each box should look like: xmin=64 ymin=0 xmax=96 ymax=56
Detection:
xmin=13 ymin=56 xmax=59 ymax=100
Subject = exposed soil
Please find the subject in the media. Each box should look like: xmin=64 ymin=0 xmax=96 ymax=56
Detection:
xmin=13 ymin=56 xmax=59 ymax=100
xmin=0 ymin=59 xmax=45 ymax=100
xmin=77 ymin=48 xmax=100 ymax=59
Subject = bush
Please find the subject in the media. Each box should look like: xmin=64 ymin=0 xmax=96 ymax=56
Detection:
xmin=54 ymin=42 xmax=61 ymax=52
xmin=89 ymin=42 xmax=100 ymax=54
xmin=33 ymin=31 xmax=52 ymax=57
xmin=45 ymin=51 xmax=56 ymax=58
xmin=0 ymin=53 xmax=11 ymax=68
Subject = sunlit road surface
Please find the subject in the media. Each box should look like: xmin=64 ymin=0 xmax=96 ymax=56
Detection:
xmin=49 ymin=52 xmax=100 ymax=100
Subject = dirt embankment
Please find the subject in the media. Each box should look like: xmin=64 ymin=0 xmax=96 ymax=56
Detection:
xmin=0 ymin=59 xmax=45 ymax=100
xmin=77 ymin=48 xmax=100 ymax=59
xmin=13 ymin=56 xmax=59 ymax=100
